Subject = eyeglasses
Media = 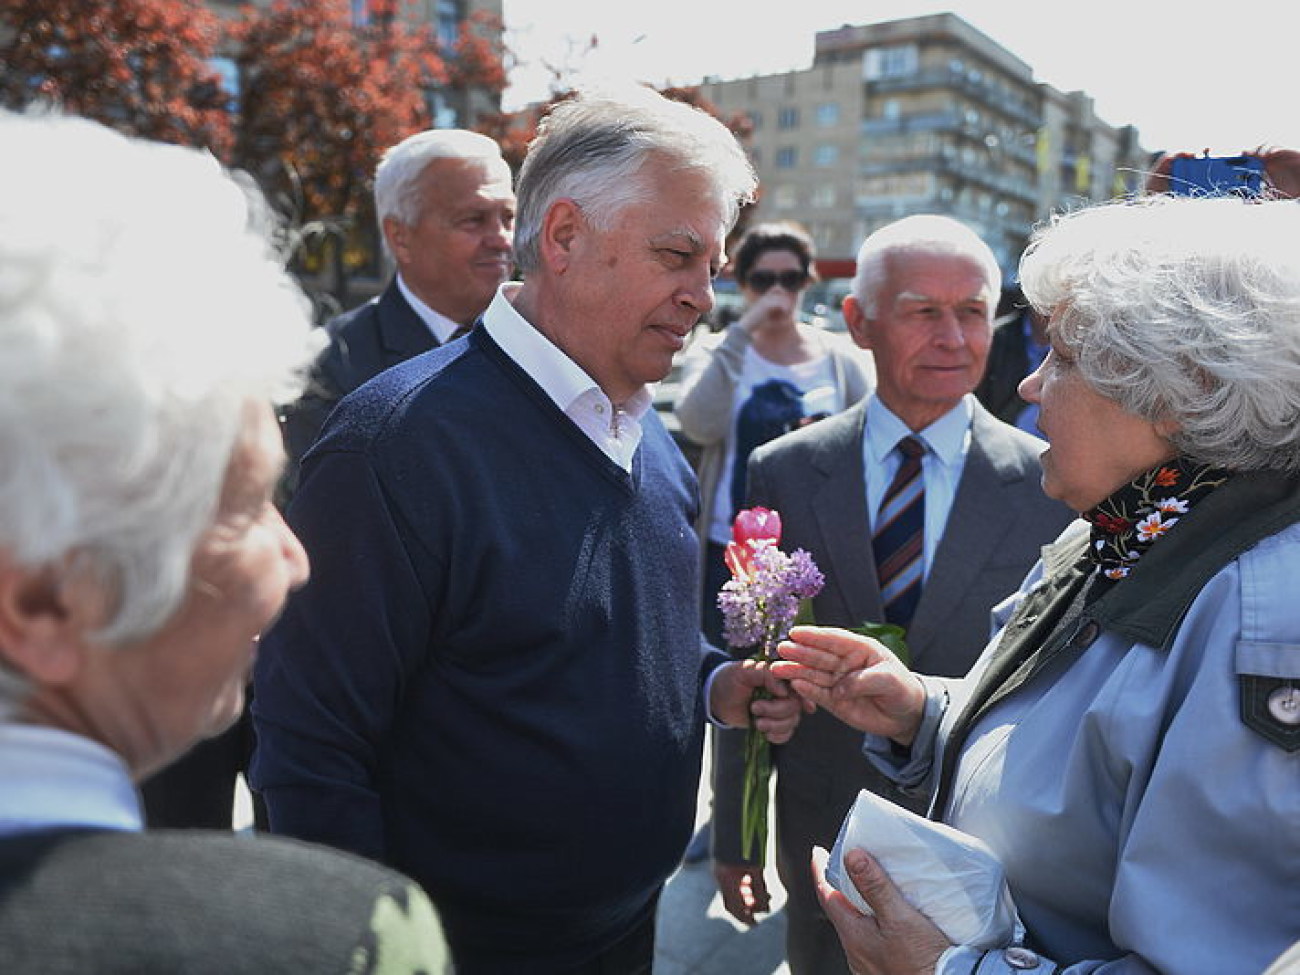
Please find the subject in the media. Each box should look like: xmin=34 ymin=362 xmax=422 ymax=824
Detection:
xmin=746 ymin=269 xmax=809 ymax=293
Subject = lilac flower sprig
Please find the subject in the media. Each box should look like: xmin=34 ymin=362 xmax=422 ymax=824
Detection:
xmin=719 ymin=544 xmax=824 ymax=655
xmin=717 ymin=507 xmax=824 ymax=864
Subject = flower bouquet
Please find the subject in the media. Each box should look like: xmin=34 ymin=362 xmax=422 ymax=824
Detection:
xmin=717 ymin=507 xmax=824 ymax=864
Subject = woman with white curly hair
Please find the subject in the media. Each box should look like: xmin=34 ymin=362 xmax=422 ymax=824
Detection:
xmin=776 ymin=194 xmax=1300 ymax=975
xmin=0 ymin=111 xmax=448 ymax=973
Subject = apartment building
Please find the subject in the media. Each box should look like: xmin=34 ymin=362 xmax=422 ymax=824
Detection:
xmin=700 ymin=13 xmax=1147 ymax=279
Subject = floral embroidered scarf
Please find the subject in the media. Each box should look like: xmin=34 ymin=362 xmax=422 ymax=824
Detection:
xmin=1082 ymin=458 xmax=1231 ymax=580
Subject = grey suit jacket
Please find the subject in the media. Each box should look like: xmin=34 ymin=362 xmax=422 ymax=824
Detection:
xmin=710 ymin=397 xmax=1074 ymax=972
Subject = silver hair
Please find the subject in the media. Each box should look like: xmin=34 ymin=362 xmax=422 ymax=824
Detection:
xmin=851 ymin=214 xmax=1002 ymax=318
xmin=0 ymin=110 xmax=322 ymax=659
xmin=512 ymin=86 xmax=757 ymax=275
xmin=373 ymin=128 xmax=510 ymax=257
xmin=1020 ymin=195 xmax=1300 ymax=473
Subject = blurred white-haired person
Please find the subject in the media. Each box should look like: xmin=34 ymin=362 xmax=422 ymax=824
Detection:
xmin=0 ymin=111 xmax=448 ymax=973
xmin=777 ymin=194 xmax=1300 ymax=975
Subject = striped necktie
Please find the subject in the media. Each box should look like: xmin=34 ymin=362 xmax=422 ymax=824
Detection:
xmin=873 ymin=435 xmax=926 ymax=628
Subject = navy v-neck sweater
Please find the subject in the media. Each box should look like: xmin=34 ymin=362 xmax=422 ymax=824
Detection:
xmin=253 ymin=329 xmax=726 ymax=971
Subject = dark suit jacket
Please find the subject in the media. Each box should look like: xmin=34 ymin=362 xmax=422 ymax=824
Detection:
xmin=279 ymin=280 xmax=438 ymax=495
xmin=973 ymin=312 xmax=1033 ymax=425
xmin=712 ymin=397 xmax=1074 ymax=975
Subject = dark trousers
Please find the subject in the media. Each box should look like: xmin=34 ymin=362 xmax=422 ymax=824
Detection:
xmin=568 ymin=905 xmax=656 ymax=975
xmin=451 ymin=898 xmax=657 ymax=975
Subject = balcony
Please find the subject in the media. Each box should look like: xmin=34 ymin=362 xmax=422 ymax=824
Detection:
xmin=861 ymin=152 xmax=1038 ymax=205
xmin=866 ymin=69 xmax=1040 ymax=128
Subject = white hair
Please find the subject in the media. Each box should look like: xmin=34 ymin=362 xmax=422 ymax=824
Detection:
xmin=1021 ymin=194 xmax=1300 ymax=473
xmin=851 ymin=214 xmax=1002 ymax=318
xmin=512 ymin=86 xmax=757 ymax=275
xmin=374 ymin=128 xmax=509 ymax=248
xmin=0 ymin=110 xmax=322 ymax=650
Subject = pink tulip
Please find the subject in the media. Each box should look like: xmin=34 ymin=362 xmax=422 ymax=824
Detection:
xmin=732 ymin=507 xmax=782 ymax=546
xmin=726 ymin=507 xmax=783 ymax=580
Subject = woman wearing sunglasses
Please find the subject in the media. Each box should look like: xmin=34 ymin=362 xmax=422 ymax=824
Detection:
xmin=677 ymin=220 xmax=876 ymax=649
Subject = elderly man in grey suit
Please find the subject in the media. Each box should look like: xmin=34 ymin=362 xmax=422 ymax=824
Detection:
xmin=709 ymin=215 xmax=1074 ymax=975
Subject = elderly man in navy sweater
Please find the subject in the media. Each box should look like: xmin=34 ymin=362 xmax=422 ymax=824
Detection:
xmin=252 ymin=86 xmax=801 ymax=974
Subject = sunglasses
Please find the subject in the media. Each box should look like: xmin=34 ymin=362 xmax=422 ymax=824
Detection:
xmin=747 ymin=269 xmax=809 ymax=293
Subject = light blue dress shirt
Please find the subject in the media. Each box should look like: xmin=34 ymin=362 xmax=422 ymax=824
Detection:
xmin=862 ymin=395 xmax=974 ymax=580
xmin=0 ymin=724 xmax=142 ymax=835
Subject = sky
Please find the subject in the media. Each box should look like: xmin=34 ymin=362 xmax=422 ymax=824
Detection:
xmin=500 ymin=0 xmax=1296 ymax=155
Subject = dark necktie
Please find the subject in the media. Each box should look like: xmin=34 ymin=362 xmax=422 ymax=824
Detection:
xmin=447 ymin=323 xmax=473 ymax=342
xmin=873 ymin=435 xmax=926 ymax=628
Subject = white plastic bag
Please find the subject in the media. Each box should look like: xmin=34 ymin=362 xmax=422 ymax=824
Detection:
xmin=827 ymin=789 xmax=1020 ymax=948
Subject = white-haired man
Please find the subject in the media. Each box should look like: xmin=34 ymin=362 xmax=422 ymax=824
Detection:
xmin=709 ymin=215 xmax=1073 ymax=975
xmin=141 ymin=127 xmax=514 ymax=830
xmin=253 ymin=87 xmax=802 ymax=973
xmin=279 ymin=127 xmax=516 ymax=476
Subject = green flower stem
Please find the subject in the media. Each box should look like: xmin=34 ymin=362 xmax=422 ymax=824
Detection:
xmin=741 ymin=686 xmax=771 ymax=864
xmin=741 ymin=629 xmax=780 ymax=865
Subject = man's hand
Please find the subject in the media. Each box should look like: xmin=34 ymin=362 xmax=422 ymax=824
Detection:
xmin=713 ymin=860 xmax=771 ymax=926
xmin=812 ymin=846 xmax=950 ymax=975
xmin=770 ymin=626 xmax=926 ymax=745
xmin=709 ymin=659 xmax=807 ymax=743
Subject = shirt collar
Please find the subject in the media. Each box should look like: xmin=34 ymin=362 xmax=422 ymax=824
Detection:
xmin=482 ymin=283 xmax=653 ymax=420
xmin=0 ymin=724 xmax=142 ymax=835
xmin=395 ymin=274 xmax=464 ymax=345
xmin=865 ymin=394 xmax=973 ymax=466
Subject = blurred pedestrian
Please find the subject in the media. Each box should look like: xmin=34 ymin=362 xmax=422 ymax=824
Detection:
xmin=0 ymin=109 xmax=449 ymax=973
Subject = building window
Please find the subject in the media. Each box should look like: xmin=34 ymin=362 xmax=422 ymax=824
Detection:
xmin=813 ymin=144 xmax=838 ymax=167
xmin=749 ymin=109 xmax=763 ymax=131
xmin=863 ymin=44 xmax=918 ymax=81
xmin=777 ymin=106 xmax=800 ymax=130
xmin=772 ymin=185 xmax=798 ymax=208
xmin=816 ymin=102 xmax=840 ymax=127
xmin=436 ymin=0 xmax=461 ymax=47
xmin=810 ymin=185 xmax=836 ymax=208
xmin=775 ymin=147 xmax=798 ymax=169
xmin=206 ymin=56 xmax=239 ymax=111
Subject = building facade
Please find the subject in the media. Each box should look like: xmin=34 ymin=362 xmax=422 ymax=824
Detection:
xmin=206 ymin=0 xmax=504 ymax=127
xmin=700 ymin=13 xmax=1148 ymax=279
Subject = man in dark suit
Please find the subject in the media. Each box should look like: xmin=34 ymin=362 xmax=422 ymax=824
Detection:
xmin=279 ymin=127 xmax=516 ymax=485
xmin=709 ymin=216 xmax=1074 ymax=975
xmin=139 ymin=128 xmax=514 ymax=832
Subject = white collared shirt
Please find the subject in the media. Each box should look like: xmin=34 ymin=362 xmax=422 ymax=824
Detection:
xmin=863 ymin=395 xmax=974 ymax=580
xmin=0 ymin=724 xmax=142 ymax=835
xmin=396 ymin=274 xmax=466 ymax=345
xmin=481 ymin=283 xmax=653 ymax=472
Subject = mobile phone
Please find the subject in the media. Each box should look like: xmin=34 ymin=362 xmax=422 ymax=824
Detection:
xmin=1169 ymin=154 xmax=1264 ymax=197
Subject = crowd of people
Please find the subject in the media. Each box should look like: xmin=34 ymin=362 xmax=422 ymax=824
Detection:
xmin=1 ymin=89 xmax=1297 ymax=975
